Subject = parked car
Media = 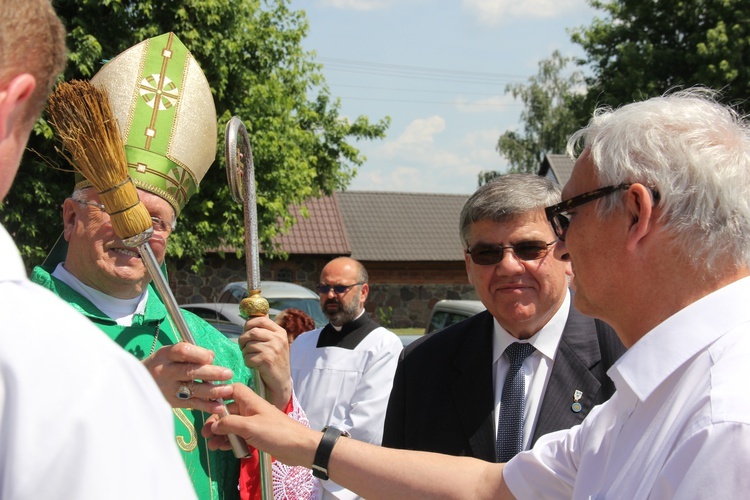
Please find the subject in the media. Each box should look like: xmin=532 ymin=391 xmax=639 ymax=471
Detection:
xmin=217 ymin=281 xmax=327 ymax=327
xmin=399 ymin=334 xmax=422 ymax=346
xmin=425 ymin=299 xmax=486 ymax=334
xmin=180 ymin=302 xmax=280 ymax=342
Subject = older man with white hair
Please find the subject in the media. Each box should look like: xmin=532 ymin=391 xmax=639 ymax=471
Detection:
xmin=205 ymin=89 xmax=750 ymax=499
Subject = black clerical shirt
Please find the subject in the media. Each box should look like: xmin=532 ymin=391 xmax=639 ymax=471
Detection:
xmin=316 ymin=313 xmax=381 ymax=350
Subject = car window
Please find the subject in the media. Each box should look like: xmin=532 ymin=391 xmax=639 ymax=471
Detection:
xmin=447 ymin=312 xmax=470 ymax=327
xmin=215 ymin=282 xmax=327 ymax=328
xmin=428 ymin=311 xmax=449 ymax=333
xmin=231 ymin=288 xmax=245 ymax=303
xmin=184 ymin=306 xmax=220 ymax=321
xmin=217 ymin=290 xmax=234 ymax=303
xmin=217 ymin=286 xmax=246 ymax=304
xmin=427 ymin=310 xmax=472 ymax=333
xmin=266 ymin=298 xmax=327 ymax=328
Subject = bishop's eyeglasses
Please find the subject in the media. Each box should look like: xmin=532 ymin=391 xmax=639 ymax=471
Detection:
xmin=74 ymin=198 xmax=173 ymax=234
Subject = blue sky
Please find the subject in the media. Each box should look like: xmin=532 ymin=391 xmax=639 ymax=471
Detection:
xmin=290 ymin=0 xmax=598 ymax=194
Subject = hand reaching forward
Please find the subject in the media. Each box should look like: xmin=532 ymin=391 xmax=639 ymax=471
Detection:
xmin=202 ymin=384 xmax=512 ymax=500
xmin=202 ymin=383 xmax=316 ymax=467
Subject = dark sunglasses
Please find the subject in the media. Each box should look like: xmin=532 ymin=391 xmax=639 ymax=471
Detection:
xmin=545 ymin=184 xmax=632 ymax=242
xmin=317 ymin=282 xmax=364 ymax=295
xmin=466 ymin=240 xmax=556 ymax=265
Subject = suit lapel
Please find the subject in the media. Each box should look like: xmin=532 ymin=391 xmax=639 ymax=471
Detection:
xmin=532 ymin=303 xmax=602 ymax=443
xmin=450 ymin=312 xmax=497 ymax=462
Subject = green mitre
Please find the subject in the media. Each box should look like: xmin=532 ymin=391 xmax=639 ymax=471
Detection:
xmin=75 ymin=32 xmax=217 ymax=216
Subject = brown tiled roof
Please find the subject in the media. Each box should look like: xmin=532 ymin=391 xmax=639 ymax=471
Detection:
xmin=336 ymin=191 xmax=469 ymax=261
xmin=273 ymin=195 xmax=351 ymax=255
xmin=539 ymin=154 xmax=575 ymax=188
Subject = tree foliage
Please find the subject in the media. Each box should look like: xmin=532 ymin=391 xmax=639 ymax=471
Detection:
xmin=489 ymin=0 xmax=749 ymax=185
xmin=476 ymin=170 xmax=502 ymax=187
xmin=572 ymin=0 xmax=750 ymax=113
xmin=4 ymin=0 xmax=389 ymax=269
xmin=494 ymin=50 xmax=586 ymax=176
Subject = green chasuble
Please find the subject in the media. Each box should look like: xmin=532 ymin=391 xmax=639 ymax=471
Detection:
xmin=32 ymin=265 xmax=253 ymax=500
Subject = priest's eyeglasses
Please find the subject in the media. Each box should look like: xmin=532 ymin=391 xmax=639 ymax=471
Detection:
xmin=74 ymin=199 xmax=173 ymax=234
xmin=317 ymin=283 xmax=364 ymax=295
xmin=465 ymin=240 xmax=556 ymax=266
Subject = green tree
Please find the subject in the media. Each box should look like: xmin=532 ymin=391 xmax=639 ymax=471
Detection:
xmin=4 ymin=0 xmax=389 ymax=269
xmin=493 ymin=50 xmax=586 ymax=178
xmin=476 ymin=170 xmax=502 ymax=187
xmin=573 ymin=0 xmax=750 ymax=113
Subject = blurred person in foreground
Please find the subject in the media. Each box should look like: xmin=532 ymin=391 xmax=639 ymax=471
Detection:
xmin=0 ymin=1 xmax=194 ymax=497
xmin=205 ymin=89 xmax=750 ymax=498
xmin=29 ymin=33 xmax=314 ymax=499
xmin=383 ymin=174 xmax=624 ymax=462
xmin=275 ymin=308 xmax=316 ymax=345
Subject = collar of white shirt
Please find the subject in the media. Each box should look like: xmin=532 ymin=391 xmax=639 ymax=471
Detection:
xmin=492 ymin=288 xmax=571 ymax=364
xmin=610 ymin=275 xmax=750 ymax=402
xmin=51 ymin=263 xmax=148 ymax=325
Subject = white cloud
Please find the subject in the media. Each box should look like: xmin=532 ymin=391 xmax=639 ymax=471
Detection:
xmin=454 ymin=94 xmax=519 ymax=114
xmin=463 ymin=128 xmax=503 ymax=164
xmin=381 ymin=115 xmax=446 ymax=158
xmin=354 ymin=162 xmax=479 ymax=193
xmin=352 ymin=165 xmax=427 ymax=191
xmin=386 ymin=166 xmax=423 ymax=188
xmin=350 ymin=117 xmax=500 ymax=193
xmin=462 ymin=0 xmax=586 ymax=25
xmin=463 ymin=128 xmax=501 ymax=147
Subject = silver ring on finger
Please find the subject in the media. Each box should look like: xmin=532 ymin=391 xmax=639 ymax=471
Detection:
xmin=176 ymin=383 xmax=192 ymax=400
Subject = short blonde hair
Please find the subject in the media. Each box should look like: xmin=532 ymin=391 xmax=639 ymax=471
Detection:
xmin=0 ymin=0 xmax=67 ymax=122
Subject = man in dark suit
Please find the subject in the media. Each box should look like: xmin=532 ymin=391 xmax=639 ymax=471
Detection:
xmin=382 ymin=174 xmax=625 ymax=462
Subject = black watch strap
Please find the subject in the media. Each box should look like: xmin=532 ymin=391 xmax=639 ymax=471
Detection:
xmin=312 ymin=426 xmax=350 ymax=480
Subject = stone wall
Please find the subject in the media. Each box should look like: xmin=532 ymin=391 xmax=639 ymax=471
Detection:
xmin=170 ymin=254 xmax=478 ymax=329
xmin=366 ymin=282 xmax=477 ymax=329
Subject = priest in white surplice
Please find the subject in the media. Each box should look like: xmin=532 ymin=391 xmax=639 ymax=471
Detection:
xmin=290 ymin=257 xmax=403 ymax=500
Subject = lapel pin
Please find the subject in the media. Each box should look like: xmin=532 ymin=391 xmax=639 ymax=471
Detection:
xmin=571 ymin=389 xmax=583 ymax=413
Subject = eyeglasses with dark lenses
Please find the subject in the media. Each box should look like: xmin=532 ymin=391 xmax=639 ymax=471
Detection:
xmin=74 ymin=199 xmax=173 ymax=233
xmin=465 ymin=240 xmax=557 ymax=265
xmin=544 ymin=184 xmax=632 ymax=242
xmin=316 ymin=283 xmax=364 ymax=295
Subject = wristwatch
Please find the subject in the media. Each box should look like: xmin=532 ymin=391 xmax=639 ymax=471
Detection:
xmin=311 ymin=426 xmax=351 ymax=480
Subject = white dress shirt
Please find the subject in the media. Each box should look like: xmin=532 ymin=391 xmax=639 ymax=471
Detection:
xmin=504 ymin=276 xmax=750 ymax=498
xmin=0 ymin=224 xmax=195 ymax=499
xmin=493 ymin=290 xmax=570 ymax=451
